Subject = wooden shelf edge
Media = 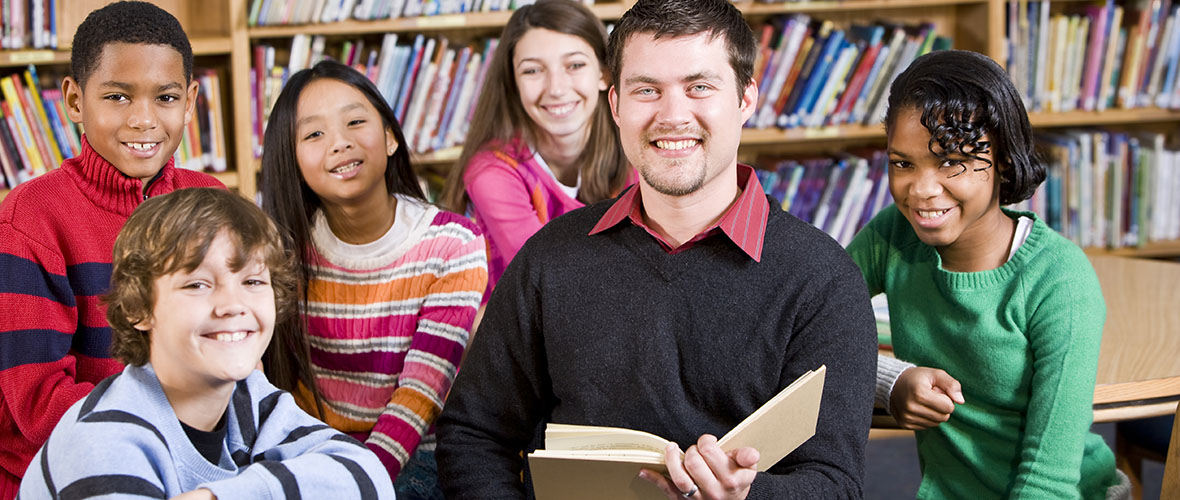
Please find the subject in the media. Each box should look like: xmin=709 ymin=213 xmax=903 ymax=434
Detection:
xmin=211 ymin=171 xmax=240 ymax=189
xmin=190 ymin=36 xmax=234 ymax=56
xmin=412 ymin=146 xmax=462 ymax=167
xmin=736 ymin=0 xmax=987 ymax=15
xmin=0 ymin=188 xmax=8 ymax=202
xmin=1028 ymin=107 xmax=1180 ymax=127
xmin=1084 ymin=240 xmax=1180 ymax=258
xmin=0 ymin=50 xmax=70 ymax=67
xmin=249 ymin=4 xmax=627 ymax=39
xmin=0 ymin=36 xmax=233 ymax=66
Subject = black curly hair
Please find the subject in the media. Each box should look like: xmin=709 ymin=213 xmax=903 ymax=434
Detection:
xmin=884 ymin=50 xmax=1045 ymax=205
xmin=70 ymin=1 xmax=193 ymax=88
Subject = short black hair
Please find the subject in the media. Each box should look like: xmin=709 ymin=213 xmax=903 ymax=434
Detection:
xmin=70 ymin=1 xmax=193 ymax=88
xmin=884 ymin=50 xmax=1044 ymax=205
xmin=608 ymin=0 xmax=757 ymax=100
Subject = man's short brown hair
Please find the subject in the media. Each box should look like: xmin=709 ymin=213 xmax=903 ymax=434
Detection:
xmin=607 ymin=0 xmax=757 ymax=100
xmin=104 ymin=188 xmax=297 ymax=366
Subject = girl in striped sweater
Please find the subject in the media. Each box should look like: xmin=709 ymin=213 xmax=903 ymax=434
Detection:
xmin=260 ymin=60 xmax=488 ymax=500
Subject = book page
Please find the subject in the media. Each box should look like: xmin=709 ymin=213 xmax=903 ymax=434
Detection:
xmin=717 ymin=365 xmax=826 ymax=472
xmin=544 ymin=424 xmax=671 ymax=454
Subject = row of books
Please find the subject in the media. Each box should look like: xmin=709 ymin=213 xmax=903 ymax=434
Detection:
xmin=0 ymin=66 xmax=227 ymax=190
xmin=1007 ymin=0 xmax=1180 ymax=112
xmin=248 ymin=0 xmax=590 ymax=26
xmin=1019 ymin=129 xmax=1180 ymax=249
xmin=177 ymin=69 xmax=230 ymax=174
xmin=252 ymin=33 xmax=497 ymax=156
xmin=748 ymin=16 xmax=951 ymax=130
xmin=0 ymin=0 xmax=56 ymax=50
xmin=755 ymin=149 xmax=893 ymax=246
xmin=0 ymin=66 xmax=78 ymax=190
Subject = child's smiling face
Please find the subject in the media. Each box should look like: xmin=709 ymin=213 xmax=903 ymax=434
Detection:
xmin=140 ymin=231 xmax=275 ymax=396
xmin=63 ymin=42 xmax=198 ymax=185
xmin=887 ymin=107 xmax=1002 ymax=251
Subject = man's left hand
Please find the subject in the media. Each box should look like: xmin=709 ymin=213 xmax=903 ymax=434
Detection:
xmin=639 ymin=434 xmax=759 ymax=500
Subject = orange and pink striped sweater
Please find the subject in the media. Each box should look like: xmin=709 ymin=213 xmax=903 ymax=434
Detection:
xmin=292 ymin=196 xmax=487 ymax=479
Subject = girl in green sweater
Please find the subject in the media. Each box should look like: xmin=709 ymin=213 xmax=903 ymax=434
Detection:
xmin=846 ymin=50 xmax=1127 ymax=499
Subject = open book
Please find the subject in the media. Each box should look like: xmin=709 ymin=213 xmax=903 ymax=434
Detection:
xmin=527 ymin=365 xmax=826 ymax=500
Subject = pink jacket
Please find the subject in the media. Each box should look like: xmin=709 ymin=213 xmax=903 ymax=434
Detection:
xmin=464 ymin=139 xmax=585 ymax=297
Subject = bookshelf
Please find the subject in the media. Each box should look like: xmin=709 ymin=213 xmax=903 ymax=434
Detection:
xmin=2 ymin=0 xmax=1178 ymax=256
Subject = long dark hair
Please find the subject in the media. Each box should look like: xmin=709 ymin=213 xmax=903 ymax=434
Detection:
xmin=440 ymin=0 xmax=629 ymax=213
xmin=884 ymin=50 xmax=1044 ymax=205
xmin=259 ymin=60 xmax=426 ymax=410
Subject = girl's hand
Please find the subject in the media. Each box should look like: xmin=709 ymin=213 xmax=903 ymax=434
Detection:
xmin=889 ymin=367 xmax=965 ymax=430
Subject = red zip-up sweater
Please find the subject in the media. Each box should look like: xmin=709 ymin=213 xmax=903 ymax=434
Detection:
xmin=0 ymin=135 xmax=223 ymax=498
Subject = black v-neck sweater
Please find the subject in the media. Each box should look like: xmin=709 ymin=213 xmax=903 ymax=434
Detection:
xmin=438 ymin=196 xmax=877 ymax=499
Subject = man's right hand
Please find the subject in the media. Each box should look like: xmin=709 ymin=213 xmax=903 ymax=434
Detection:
xmin=889 ymin=367 xmax=964 ymax=430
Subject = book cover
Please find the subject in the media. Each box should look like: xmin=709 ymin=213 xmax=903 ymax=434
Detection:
xmin=528 ymin=366 xmax=826 ymax=500
xmin=776 ymin=20 xmax=830 ymax=128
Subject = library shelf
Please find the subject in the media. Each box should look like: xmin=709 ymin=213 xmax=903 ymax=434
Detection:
xmin=735 ymin=0 xmax=988 ymax=15
xmin=1027 ymin=108 xmax=1180 ymax=128
xmin=246 ymin=3 xmax=629 ymax=39
xmin=1085 ymin=241 xmax=1180 ymax=259
xmin=0 ymin=36 xmax=233 ymax=69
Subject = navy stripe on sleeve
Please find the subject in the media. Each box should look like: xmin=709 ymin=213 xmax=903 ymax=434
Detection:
xmin=58 ymin=475 xmax=165 ymax=500
xmin=278 ymin=425 xmax=332 ymax=446
xmin=64 ymin=262 xmax=113 ymax=298
xmin=0 ymin=329 xmax=73 ymax=371
xmin=0 ymin=254 xmax=74 ymax=306
xmin=77 ymin=374 xmax=118 ymax=420
xmin=257 ymin=391 xmax=283 ymax=428
xmin=232 ymin=380 xmax=256 ymax=448
xmin=257 ymin=461 xmax=302 ymax=500
xmin=329 ymin=434 xmax=367 ymax=449
xmin=39 ymin=441 xmax=57 ymax=500
xmin=329 ymin=455 xmax=378 ymax=500
xmin=80 ymin=410 xmax=169 ymax=452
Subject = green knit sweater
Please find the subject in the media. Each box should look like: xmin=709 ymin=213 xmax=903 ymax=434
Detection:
xmin=847 ymin=206 xmax=1118 ymax=499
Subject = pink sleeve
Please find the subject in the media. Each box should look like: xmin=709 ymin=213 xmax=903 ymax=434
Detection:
xmin=464 ymin=153 xmax=546 ymax=266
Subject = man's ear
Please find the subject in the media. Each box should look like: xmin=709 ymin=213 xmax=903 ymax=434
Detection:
xmin=62 ymin=76 xmax=84 ymax=124
xmin=739 ymin=80 xmax=758 ymax=124
xmin=609 ymin=85 xmax=620 ymax=125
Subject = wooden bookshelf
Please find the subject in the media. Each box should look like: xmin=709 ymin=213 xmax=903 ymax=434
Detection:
xmin=1085 ymin=241 xmax=1180 ymax=259
xmin=247 ymin=3 xmax=629 ymax=39
xmin=734 ymin=0 xmax=989 ymax=15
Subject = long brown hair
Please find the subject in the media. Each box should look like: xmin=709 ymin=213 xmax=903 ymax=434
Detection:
xmin=440 ymin=0 xmax=629 ymax=213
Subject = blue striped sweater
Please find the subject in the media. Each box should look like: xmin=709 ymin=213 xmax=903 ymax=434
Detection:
xmin=18 ymin=364 xmax=395 ymax=499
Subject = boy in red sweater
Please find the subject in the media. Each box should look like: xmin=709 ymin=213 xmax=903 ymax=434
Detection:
xmin=0 ymin=3 xmax=223 ymax=497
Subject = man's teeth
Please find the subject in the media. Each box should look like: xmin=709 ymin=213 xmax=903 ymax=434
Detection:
xmin=655 ymin=139 xmax=697 ymax=151
xmin=331 ymin=161 xmax=361 ymax=174
xmin=126 ymin=142 xmax=156 ymax=151
xmin=211 ymin=331 xmax=249 ymax=342
xmin=918 ymin=209 xmax=949 ymax=219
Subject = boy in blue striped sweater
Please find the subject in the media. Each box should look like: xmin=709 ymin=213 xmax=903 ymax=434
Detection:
xmin=18 ymin=188 xmax=395 ymax=500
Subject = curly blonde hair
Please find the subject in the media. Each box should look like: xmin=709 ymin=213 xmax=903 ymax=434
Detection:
xmin=103 ymin=188 xmax=297 ymax=365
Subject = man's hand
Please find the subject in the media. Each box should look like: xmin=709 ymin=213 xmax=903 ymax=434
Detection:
xmin=639 ymin=434 xmax=759 ymax=500
xmin=171 ymin=488 xmax=216 ymax=500
xmin=889 ymin=366 xmax=964 ymax=430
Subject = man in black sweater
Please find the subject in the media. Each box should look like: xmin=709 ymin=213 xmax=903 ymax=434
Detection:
xmin=436 ymin=0 xmax=877 ymax=498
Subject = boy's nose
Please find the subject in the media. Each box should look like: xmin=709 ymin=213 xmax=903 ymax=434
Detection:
xmin=212 ymin=287 xmax=248 ymax=318
xmin=126 ymin=101 xmax=158 ymax=130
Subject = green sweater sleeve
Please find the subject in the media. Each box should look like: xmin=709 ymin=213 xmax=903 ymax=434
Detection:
xmin=1009 ymin=256 xmax=1106 ymax=499
xmin=845 ymin=207 xmax=892 ymax=297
